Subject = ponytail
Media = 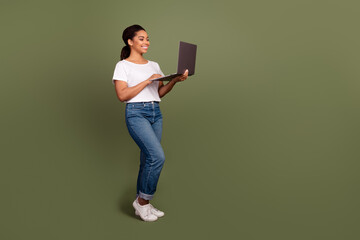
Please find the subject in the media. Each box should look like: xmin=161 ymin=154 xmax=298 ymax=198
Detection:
xmin=120 ymin=45 xmax=130 ymax=60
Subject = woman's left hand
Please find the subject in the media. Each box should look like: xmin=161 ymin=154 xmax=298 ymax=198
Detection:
xmin=173 ymin=69 xmax=188 ymax=83
xmin=159 ymin=69 xmax=189 ymax=98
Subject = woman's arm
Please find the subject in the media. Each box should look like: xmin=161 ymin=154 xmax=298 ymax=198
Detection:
xmin=158 ymin=70 xmax=188 ymax=98
xmin=115 ymin=74 xmax=162 ymax=102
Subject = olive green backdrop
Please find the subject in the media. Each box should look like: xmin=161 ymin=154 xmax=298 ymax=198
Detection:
xmin=1 ymin=0 xmax=359 ymax=239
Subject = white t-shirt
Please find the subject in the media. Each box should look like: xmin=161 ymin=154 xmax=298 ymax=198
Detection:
xmin=112 ymin=59 xmax=164 ymax=103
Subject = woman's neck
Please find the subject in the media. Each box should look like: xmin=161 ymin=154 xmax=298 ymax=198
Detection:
xmin=126 ymin=52 xmax=147 ymax=64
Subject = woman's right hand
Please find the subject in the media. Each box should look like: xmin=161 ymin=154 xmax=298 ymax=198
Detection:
xmin=147 ymin=74 xmax=163 ymax=82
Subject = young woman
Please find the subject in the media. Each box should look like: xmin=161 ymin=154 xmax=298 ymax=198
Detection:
xmin=112 ymin=25 xmax=188 ymax=222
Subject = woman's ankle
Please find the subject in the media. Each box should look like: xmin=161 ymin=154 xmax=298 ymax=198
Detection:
xmin=138 ymin=197 xmax=149 ymax=206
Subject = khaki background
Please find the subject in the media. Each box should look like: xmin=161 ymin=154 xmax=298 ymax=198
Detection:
xmin=1 ymin=0 xmax=359 ymax=239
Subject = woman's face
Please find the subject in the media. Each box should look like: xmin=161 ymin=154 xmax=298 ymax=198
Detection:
xmin=128 ymin=30 xmax=150 ymax=55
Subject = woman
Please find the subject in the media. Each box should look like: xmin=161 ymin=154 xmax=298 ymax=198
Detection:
xmin=112 ymin=24 xmax=188 ymax=222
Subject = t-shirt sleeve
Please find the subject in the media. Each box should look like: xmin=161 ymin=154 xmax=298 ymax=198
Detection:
xmin=155 ymin=62 xmax=165 ymax=77
xmin=112 ymin=62 xmax=127 ymax=85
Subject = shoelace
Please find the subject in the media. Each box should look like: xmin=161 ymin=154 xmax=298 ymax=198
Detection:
xmin=144 ymin=206 xmax=153 ymax=217
xmin=148 ymin=207 xmax=153 ymax=216
xmin=149 ymin=204 xmax=162 ymax=213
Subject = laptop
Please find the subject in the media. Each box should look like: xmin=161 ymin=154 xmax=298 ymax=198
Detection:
xmin=151 ymin=41 xmax=197 ymax=81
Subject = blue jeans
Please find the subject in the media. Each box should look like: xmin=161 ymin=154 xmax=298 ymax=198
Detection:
xmin=125 ymin=101 xmax=165 ymax=200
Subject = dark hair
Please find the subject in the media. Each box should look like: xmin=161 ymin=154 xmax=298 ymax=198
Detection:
xmin=120 ymin=24 xmax=146 ymax=60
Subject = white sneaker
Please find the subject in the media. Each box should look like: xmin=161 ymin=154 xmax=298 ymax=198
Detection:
xmin=135 ymin=203 xmax=165 ymax=218
xmin=132 ymin=199 xmax=158 ymax=222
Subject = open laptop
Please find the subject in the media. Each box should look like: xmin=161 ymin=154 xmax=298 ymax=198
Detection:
xmin=151 ymin=41 xmax=197 ymax=81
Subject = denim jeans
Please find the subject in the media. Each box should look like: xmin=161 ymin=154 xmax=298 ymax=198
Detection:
xmin=125 ymin=101 xmax=165 ymax=200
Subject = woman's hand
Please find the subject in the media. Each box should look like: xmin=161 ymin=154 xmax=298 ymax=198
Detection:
xmin=172 ymin=69 xmax=189 ymax=83
xmin=147 ymin=74 xmax=163 ymax=82
xmin=158 ymin=69 xmax=189 ymax=98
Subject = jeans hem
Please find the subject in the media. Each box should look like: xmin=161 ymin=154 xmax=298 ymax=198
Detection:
xmin=138 ymin=191 xmax=154 ymax=200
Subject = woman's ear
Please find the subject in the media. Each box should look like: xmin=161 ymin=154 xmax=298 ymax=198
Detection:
xmin=127 ymin=39 xmax=133 ymax=46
